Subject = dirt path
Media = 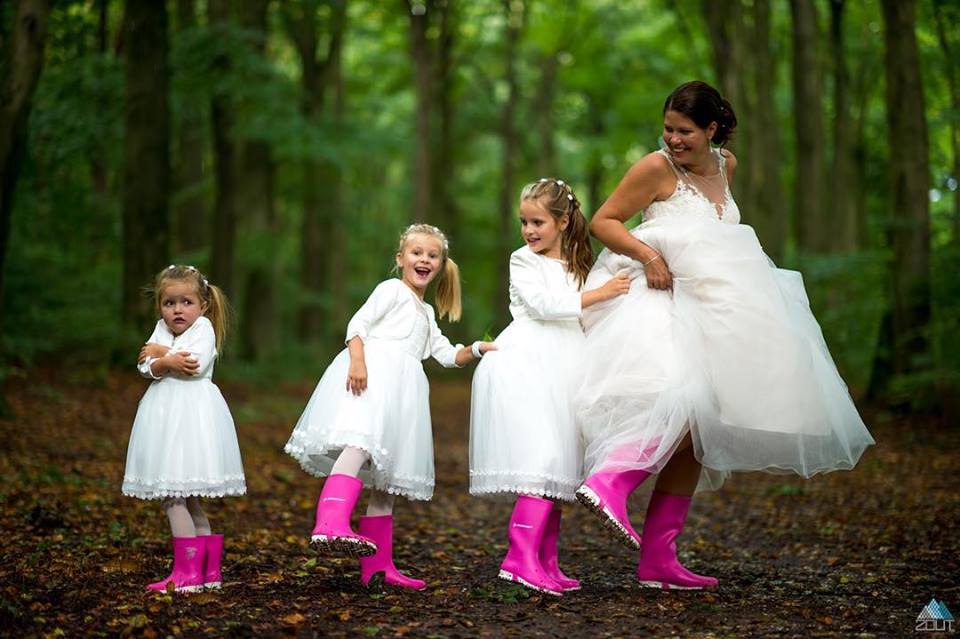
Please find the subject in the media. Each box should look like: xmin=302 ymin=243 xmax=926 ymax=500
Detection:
xmin=1 ymin=369 xmax=957 ymax=637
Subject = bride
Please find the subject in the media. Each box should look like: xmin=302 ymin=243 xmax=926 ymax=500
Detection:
xmin=574 ymin=80 xmax=875 ymax=590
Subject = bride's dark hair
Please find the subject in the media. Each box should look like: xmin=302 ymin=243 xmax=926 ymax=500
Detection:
xmin=663 ymin=81 xmax=737 ymax=146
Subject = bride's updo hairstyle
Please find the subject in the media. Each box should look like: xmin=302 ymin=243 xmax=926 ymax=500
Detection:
xmin=663 ymin=81 xmax=737 ymax=147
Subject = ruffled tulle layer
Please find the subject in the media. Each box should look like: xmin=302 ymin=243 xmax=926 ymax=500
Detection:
xmin=576 ymin=216 xmax=874 ymax=487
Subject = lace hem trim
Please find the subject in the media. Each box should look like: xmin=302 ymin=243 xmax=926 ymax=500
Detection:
xmin=284 ymin=438 xmax=434 ymax=501
xmin=122 ymin=477 xmax=246 ymax=500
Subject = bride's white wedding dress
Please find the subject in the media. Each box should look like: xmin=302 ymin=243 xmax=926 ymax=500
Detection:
xmin=576 ymin=149 xmax=874 ymax=489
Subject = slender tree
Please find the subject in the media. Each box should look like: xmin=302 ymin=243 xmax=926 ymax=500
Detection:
xmin=870 ymin=0 xmax=932 ymax=400
xmin=829 ymin=0 xmax=858 ymax=252
xmin=790 ymin=0 xmax=828 ymax=254
xmin=494 ymin=0 xmax=525 ymax=330
xmin=933 ymin=0 xmax=960 ymax=244
xmin=174 ymin=0 xmax=207 ymax=253
xmin=120 ymin=0 xmax=171 ymax=330
xmin=407 ymin=0 xmax=432 ymax=223
xmin=284 ymin=0 xmax=347 ymax=342
xmin=208 ymin=0 xmax=239 ymax=296
xmin=0 ymin=0 xmax=51 ymax=327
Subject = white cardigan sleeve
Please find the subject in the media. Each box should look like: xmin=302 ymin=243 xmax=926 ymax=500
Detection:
xmin=345 ymin=279 xmax=403 ymax=344
xmin=137 ymin=322 xmax=166 ymax=379
xmin=170 ymin=318 xmax=217 ymax=378
xmin=509 ymin=250 xmax=582 ymax=320
xmin=427 ymin=308 xmax=463 ymax=368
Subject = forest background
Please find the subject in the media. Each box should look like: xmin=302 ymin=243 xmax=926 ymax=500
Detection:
xmin=1 ymin=1 xmax=959 ymax=636
xmin=1 ymin=0 xmax=958 ymax=413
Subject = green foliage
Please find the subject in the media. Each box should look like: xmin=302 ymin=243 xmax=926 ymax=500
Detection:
xmin=1 ymin=0 xmax=957 ymax=406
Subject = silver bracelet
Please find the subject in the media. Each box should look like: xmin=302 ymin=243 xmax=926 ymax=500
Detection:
xmin=643 ymin=254 xmax=662 ymax=267
xmin=471 ymin=341 xmax=485 ymax=358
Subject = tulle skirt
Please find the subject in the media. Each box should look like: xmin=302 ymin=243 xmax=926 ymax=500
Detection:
xmin=470 ymin=318 xmax=584 ymax=501
xmin=576 ymin=216 xmax=874 ymax=489
xmin=122 ymin=378 xmax=246 ymax=500
xmin=285 ymin=341 xmax=435 ymax=501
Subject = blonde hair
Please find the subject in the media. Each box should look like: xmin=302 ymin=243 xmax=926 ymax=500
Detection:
xmin=519 ymin=178 xmax=593 ymax=287
xmin=395 ymin=224 xmax=462 ymax=322
xmin=152 ymin=265 xmax=232 ymax=352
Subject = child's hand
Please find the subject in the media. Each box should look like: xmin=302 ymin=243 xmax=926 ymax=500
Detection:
xmin=138 ymin=342 xmax=170 ymax=364
xmin=478 ymin=342 xmax=498 ymax=355
xmin=598 ymin=273 xmax=631 ymax=301
xmin=347 ymin=360 xmax=368 ymax=396
xmin=163 ymin=351 xmax=200 ymax=377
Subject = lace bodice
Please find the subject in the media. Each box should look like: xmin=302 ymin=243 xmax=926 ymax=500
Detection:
xmin=643 ymin=149 xmax=740 ymax=225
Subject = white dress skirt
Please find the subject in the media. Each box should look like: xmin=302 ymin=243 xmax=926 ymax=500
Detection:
xmin=286 ymin=279 xmax=462 ymax=501
xmin=470 ymin=248 xmax=585 ymax=502
xmin=576 ymin=151 xmax=874 ymax=489
xmin=123 ymin=316 xmax=246 ymax=500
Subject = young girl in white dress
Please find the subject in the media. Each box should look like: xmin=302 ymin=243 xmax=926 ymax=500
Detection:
xmin=286 ymin=224 xmax=495 ymax=591
xmin=123 ymin=264 xmax=246 ymax=592
xmin=576 ymin=81 xmax=874 ymax=590
xmin=470 ymin=179 xmax=631 ymax=596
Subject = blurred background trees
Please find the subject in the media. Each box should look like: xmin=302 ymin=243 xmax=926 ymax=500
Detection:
xmin=0 ymin=0 xmax=957 ymax=414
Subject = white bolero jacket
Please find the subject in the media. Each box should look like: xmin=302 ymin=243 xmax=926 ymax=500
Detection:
xmin=345 ymin=278 xmax=464 ymax=368
xmin=508 ymin=246 xmax=582 ymax=322
xmin=138 ymin=315 xmax=218 ymax=380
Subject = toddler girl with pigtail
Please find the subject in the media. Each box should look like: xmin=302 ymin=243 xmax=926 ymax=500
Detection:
xmin=286 ymin=224 xmax=495 ymax=591
xmin=123 ymin=265 xmax=246 ymax=592
xmin=469 ymin=179 xmax=630 ymax=596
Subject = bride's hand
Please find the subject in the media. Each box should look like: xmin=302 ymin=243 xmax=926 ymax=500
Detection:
xmin=643 ymin=255 xmax=673 ymax=290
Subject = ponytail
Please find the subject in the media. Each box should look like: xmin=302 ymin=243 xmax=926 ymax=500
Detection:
xmin=562 ymin=206 xmax=593 ymax=288
xmin=435 ymin=256 xmax=462 ymax=322
xmin=204 ymin=283 xmax=232 ymax=353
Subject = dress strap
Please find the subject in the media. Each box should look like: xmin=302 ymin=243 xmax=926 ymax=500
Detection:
xmin=715 ymin=148 xmax=734 ymax=190
xmin=657 ymin=149 xmax=684 ymax=180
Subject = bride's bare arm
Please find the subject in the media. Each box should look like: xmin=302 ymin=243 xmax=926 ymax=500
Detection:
xmin=590 ymin=153 xmax=676 ymax=290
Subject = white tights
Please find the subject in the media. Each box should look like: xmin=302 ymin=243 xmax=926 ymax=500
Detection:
xmin=163 ymin=496 xmax=212 ymax=537
xmin=329 ymin=446 xmax=396 ymax=516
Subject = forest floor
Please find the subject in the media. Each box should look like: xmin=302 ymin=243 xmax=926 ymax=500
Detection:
xmin=1 ymin=367 xmax=958 ymax=638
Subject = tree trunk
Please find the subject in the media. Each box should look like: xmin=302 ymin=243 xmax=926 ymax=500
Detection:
xmin=408 ymin=0 xmax=432 ymax=223
xmin=702 ymin=1 xmax=758 ymax=232
xmin=285 ymin=0 xmax=347 ymax=342
xmin=934 ymin=0 xmax=960 ymax=244
xmin=494 ymin=0 xmax=524 ymax=330
xmin=790 ymin=0 xmax=827 ymax=254
xmin=237 ymin=0 xmax=278 ymax=359
xmin=829 ymin=0 xmax=857 ymax=252
xmin=174 ymin=0 xmax=206 ymax=253
xmin=870 ymin=0 xmax=932 ymax=399
xmin=0 ymin=0 xmax=50 ymax=328
xmin=534 ymin=52 xmax=558 ymax=178
xmin=431 ymin=0 xmax=458 ymax=239
xmin=209 ymin=0 xmax=238 ymax=296
xmin=120 ymin=0 xmax=170 ymax=330
xmin=748 ymin=0 xmax=786 ymax=260
xmin=90 ymin=0 xmax=109 ymax=196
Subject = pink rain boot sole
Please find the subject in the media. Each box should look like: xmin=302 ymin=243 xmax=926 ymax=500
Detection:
xmin=576 ymin=485 xmax=641 ymax=550
xmin=637 ymin=579 xmax=716 ymax=591
xmin=498 ymin=569 xmax=563 ymax=596
xmin=311 ymin=534 xmax=377 ymax=557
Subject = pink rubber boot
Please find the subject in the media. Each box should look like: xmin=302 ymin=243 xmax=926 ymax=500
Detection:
xmin=146 ymin=537 xmax=206 ymax=592
xmin=311 ymin=474 xmax=377 ymax=556
xmin=539 ymin=503 xmax=580 ymax=591
xmin=498 ymin=495 xmax=563 ymax=596
xmin=576 ymin=469 xmax=650 ymax=549
xmin=635 ymin=491 xmax=718 ymax=590
xmin=358 ymin=515 xmax=426 ymax=591
xmin=200 ymin=534 xmax=224 ymax=589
